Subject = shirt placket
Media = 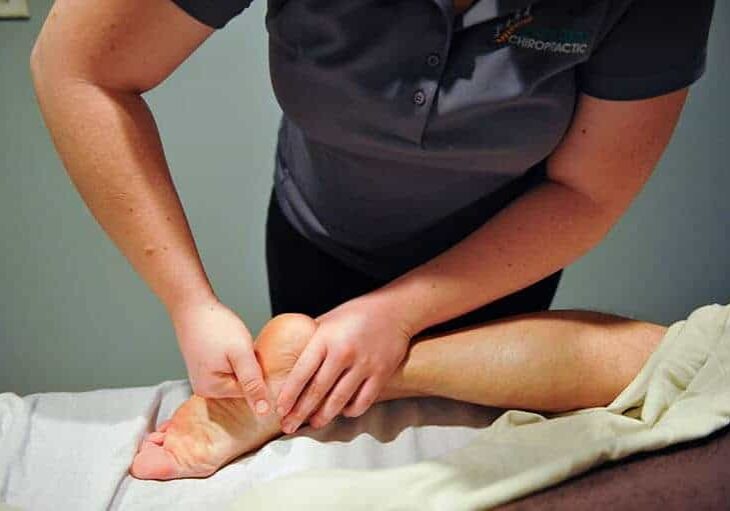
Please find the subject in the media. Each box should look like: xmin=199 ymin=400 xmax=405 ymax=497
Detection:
xmin=410 ymin=0 xmax=538 ymax=147
xmin=411 ymin=0 xmax=455 ymax=148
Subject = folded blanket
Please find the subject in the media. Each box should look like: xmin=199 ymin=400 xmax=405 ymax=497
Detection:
xmin=229 ymin=303 xmax=730 ymax=511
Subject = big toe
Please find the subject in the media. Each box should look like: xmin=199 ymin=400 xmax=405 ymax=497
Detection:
xmin=145 ymin=431 xmax=165 ymax=445
xmin=130 ymin=442 xmax=181 ymax=481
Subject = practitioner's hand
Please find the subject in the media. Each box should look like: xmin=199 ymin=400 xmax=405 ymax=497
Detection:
xmin=275 ymin=294 xmax=413 ymax=433
xmin=170 ymin=299 xmax=272 ymax=418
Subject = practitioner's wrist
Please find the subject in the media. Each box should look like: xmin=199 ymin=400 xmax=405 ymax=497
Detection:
xmin=165 ymin=288 xmax=220 ymax=322
xmin=363 ymin=278 xmax=434 ymax=338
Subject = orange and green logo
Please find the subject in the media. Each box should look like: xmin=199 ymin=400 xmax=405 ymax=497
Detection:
xmin=495 ymin=10 xmax=535 ymax=44
xmin=494 ymin=7 xmax=590 ymax=55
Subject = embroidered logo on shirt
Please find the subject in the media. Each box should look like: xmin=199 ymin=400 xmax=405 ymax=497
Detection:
xmin=494 ymin=7 xmax=590 ymax=55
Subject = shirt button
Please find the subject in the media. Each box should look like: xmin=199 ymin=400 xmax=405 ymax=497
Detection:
xmin=413 ymin=89 xmax=427 ymax=106
xmin=426 ymin=53 xmax=441 ymax=67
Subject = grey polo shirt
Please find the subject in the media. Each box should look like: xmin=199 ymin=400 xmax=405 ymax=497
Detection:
xmin=171 ymin=0 xmax=714 ymax=280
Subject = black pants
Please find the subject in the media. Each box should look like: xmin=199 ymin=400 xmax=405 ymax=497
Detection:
xmin=266 ymin=192 xmax=562 ymax=338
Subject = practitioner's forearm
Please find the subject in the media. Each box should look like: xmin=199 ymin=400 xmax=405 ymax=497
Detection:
xmin=31 ymin=70 xmax=215 ymax=313
xmin=30 ymin=1 xmax=218 ymax=315
xmin=376 ymin=311 xmax=667 ymax=412
xmin=369 ymin=91 xmax=686 ymax=338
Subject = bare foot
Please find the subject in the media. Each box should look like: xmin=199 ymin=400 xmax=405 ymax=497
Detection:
xmin=130 ymin=313 xmax=316 ymax=480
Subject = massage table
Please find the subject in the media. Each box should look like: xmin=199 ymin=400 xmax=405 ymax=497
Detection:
xmin=0 ymin=385 xmax=728 ymax=510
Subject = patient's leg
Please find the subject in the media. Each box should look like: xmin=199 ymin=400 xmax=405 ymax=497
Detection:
xmin=131 ymin=310 xmax=666 ymax=480
xmin=377 ymin=310 xmax=666 ymax=413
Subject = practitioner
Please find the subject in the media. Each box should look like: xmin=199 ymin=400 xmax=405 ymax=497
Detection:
xmin=31 ymin=0 xmax=714 ymax=439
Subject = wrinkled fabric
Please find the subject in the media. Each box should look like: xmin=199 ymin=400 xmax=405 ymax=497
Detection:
xmin=0 ymin=380 xmax=500 ymax=509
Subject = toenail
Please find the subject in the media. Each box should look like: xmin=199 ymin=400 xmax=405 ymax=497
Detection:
xmin=148 ymin=432 xmax=165 ymax=444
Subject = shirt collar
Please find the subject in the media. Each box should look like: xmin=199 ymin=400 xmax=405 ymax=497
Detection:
xmin=453 ymin=0 xmax=540 ymax=31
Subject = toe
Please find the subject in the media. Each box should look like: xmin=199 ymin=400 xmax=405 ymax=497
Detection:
xmin=130 ymin=443 xmax=180 ymax=480
xmin=147 ymin=431 xmax=165 ymax=445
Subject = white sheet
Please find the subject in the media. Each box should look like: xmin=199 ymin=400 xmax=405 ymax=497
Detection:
xmin=0 ymin=379 xmax=501 ymax=510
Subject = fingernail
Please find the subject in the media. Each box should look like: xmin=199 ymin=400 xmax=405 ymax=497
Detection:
xmin=255 ymin=400 xmax=269 ymax=415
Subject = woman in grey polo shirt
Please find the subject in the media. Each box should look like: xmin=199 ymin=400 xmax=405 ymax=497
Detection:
xmin=31 ymin=0 xmax=714 ymax=436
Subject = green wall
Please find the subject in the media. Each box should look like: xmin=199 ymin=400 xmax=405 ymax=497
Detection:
xmin=1 ymin=1 xmax=728 ymax=395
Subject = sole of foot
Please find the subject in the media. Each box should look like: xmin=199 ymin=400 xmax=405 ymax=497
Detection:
xmin=130 ymin=313 xmax=316 ymax=480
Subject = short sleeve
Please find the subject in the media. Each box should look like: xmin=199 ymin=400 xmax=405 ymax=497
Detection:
xmin=168 ymin=0 xmax=254 ymax=29
xmin=577 ymin=0 xmax=715 ymax=100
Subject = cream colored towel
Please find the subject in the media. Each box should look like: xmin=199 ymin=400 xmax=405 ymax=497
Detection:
xmin=229 ymin=304 xmax=730 ymax=510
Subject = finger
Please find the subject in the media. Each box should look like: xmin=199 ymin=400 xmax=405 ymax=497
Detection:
xmin=309 ymin=367 xmax=366 ymax=429
xmin=228 ymin=345 xmax=271 ymax=416
xmin=280 ymin=354 xmax=349 ymax=434
xmin=275 ymin=341 xmax=326 ymax=417
xmin=157 ymin=420 xmax=171 ymax=433
xmin=342 ymin=376 xmax=382 ymax=418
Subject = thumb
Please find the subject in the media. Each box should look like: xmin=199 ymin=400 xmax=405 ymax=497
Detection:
xmin=228 ymin=344 xmax=271 ymax=417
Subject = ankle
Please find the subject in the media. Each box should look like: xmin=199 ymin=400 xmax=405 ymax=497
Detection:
xmin=376 ymin=366 xmax=424 ymax=403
